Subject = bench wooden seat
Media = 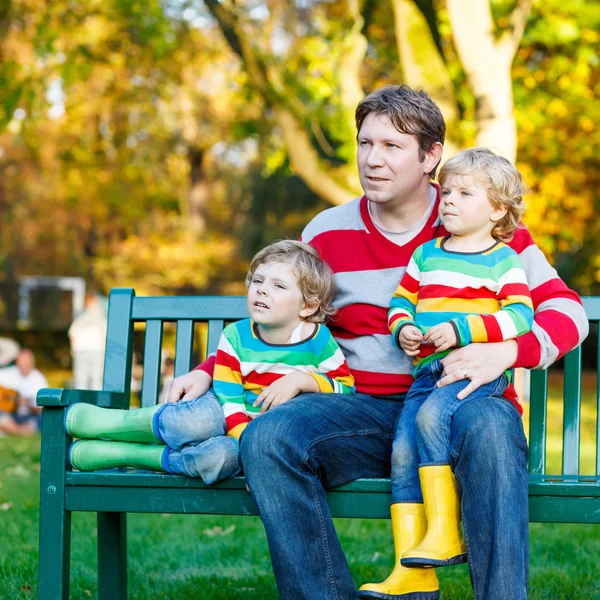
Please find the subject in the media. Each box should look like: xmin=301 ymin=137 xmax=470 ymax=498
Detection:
xmin=37 ymin=290 xmax=600 ymax=599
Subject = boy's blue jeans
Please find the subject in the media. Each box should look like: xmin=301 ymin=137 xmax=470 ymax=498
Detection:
xmin=153 ymin=390 xmax=241 ymax=483
xmin=392 ymin=357 xmax=508 ymax=503
xmin=240 ymin=389 xmax=528 ymax=600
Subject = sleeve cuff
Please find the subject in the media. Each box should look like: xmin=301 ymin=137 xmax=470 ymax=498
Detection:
xmin=394 ymin=322 xmax=416 ymax=348
xmin=308 ymin=372 xmax=334 ymax=393
xmin=227 ymin=422 xmax=248 ymax=441
xmin=449 ymin=320 xmax=462 ymax=347
xmin=193 ymin=354 xmax=216 ymax=376
xmin=514 ymin=332 xmax=542 ymax=369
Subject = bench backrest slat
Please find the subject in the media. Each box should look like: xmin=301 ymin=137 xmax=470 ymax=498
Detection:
xmin=528 ymin=369 xmax=548 ymax=476
xmin=103 ymin=289 xmax=135 ymax=406
xmin=174 ymin=320 xmax=195 ymax=377
xmin=141 ymin=320 xmax=163 ymax=408
xmin=208 ymin=320 xmax=225 ymax=356
xmin=562 ymin=347 xmax=582 ymax=475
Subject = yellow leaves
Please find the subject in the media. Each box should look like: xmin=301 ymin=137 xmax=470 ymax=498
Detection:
xmin=582 ymin=29 xmax=600 ymax=44
xmin=545 ymin=98 xmax=568 ymax=117
xmin=94 ymin=220 xmax=240 ymax=296
xmin=579 ymin=117 xmax=595 ymax=133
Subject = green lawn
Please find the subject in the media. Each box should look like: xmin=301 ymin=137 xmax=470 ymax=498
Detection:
xmin=1 ymin=378 xmax=599 ymax=599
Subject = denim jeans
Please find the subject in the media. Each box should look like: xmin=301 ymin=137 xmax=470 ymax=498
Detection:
xmin=153 ymin=390 xmax=241 ymax=483
xmin=240 ymin=390 xmax=529 ymax=600
xmin=391 ymin=358 xmax=508 ymax=503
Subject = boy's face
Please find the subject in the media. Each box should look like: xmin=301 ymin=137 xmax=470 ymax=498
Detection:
xmin=357 ymin=112 xmax=440 ymax=206
xmin=439 ymin=174 xmax=507 ymax=238
xmin=247 ymin=261 xmax=313 ymax=330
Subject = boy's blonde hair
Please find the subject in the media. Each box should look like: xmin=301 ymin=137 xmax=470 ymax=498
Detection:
xmin=438 ymin=147 xmax=528 ymax=239
xmin=246 ymin=240 xmax=336 ymax=323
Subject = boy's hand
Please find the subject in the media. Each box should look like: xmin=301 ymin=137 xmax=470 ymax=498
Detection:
xmin=253 ymin=372 xmax=318 ymax=413
xmin=423 ymin=323 xmax=457 ymax=353
xmin=160 ymin=370 xmax=212 ymax=404
xmin=399 ymin=326 xmax=423 ymax=356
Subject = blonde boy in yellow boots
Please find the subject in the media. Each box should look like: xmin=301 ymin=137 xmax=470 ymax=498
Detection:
xmin=360 ymin=148 xmax=533 ymax=598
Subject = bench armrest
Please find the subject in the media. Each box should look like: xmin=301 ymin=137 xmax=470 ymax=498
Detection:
xmin=37 ymin=388 xmax=127 ymax=409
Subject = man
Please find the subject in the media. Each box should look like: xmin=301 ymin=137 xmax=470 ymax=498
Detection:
xmin=163 ymin=85 xmax=588 ymax=599
xmin=0 ymin=349 xmax=48 ymax=434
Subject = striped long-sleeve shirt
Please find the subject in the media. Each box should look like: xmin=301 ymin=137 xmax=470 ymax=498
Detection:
xmin=388 ymin=237 xmax=534 ymax=371
xmin=213 ymin=318 xmax=355 ymax=440
xmin=298 ymin=190 xmax=588 ymax=412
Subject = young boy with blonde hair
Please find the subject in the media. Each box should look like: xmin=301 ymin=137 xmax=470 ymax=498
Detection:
xmin=362 ymin=148 xmax=534 ymax=595
xmin=64 ymin=240 xmax=354 ymax=483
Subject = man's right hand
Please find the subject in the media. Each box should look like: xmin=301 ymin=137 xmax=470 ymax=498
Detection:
xmin=160 ymin=369 xmax=212 ymax=404
xmin=399 ymin=325 xmax=423 ymax=356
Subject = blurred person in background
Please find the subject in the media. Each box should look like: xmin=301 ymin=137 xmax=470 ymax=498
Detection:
xmin=68 ymin=287 xmax=108 ymax=390
xmin=0 ymin=349 xmax=47 ymax=435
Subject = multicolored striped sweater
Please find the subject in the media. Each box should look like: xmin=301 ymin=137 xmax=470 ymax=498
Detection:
xmin=388 ymin=237 xmax=534 ymax=371
xmin=298 ymin=191 xmax=588 ymax=411
xmin=213 ymin=318 xmax=355 ymax=440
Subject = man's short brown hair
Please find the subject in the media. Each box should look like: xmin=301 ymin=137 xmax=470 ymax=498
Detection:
xmin=355 ymin=85 xmax=446 ymax=177
xmin=246 ymin=240 xmax=336 ymax=323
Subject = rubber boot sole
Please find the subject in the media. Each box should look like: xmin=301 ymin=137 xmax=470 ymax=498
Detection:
xmin=402 ymin=553 xmax=467 ymax=568
xmin=357 ymin=589 xmax=440 ymax=600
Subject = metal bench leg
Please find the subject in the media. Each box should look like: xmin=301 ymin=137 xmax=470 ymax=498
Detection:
xmin=98 ymin=512 xmax=128 ymax=600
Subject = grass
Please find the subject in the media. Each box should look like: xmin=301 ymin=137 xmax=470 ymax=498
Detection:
xmin=0 ymin=375 xmax=598 ymax=599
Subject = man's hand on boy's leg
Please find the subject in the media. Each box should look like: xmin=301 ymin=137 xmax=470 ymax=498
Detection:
xmin=423 ymin=322 xmax=457 ymax=353
xmin=437 ymin=340 xmax=518 ymax=399
xmin=253 ymin=371 xmax=318 ymax=413
xmin=399 ymin=325 xmax=423 ymax=356
xmin=160 ymin=369 xmax=212 ymax=404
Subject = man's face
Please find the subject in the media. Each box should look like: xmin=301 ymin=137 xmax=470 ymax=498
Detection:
xmin=16 ymin=351 xmax=34 ymax=376
xmin=357 ymin=113 xmax=430 ymax=206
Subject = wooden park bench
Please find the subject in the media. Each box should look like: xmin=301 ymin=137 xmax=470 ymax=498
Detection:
xmin=37 ymin=289 xmax=600 ymax=599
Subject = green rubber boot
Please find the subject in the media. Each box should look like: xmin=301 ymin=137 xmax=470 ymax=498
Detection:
xmin=69 ymin=439 xmax=166 ymax=472
xmin=65 ymin=403 xmax=160 ymax=443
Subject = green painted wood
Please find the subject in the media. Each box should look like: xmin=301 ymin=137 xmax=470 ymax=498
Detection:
xmin=37 ymin=388 xmax=126 ymax=408
xmin=98 ymin=512 xmax=127 ymax=600
xmin=104 ymin=289 xmax=135 ymax=404
xmin=529 ymin=369 xmax=548 ymax=476
xmin=174 ymin=320 xmax=194 ymax=377
xmin=38 ymin=408 xmax=72 ymax=600
xmin=562 ymin=347 xmax=582 ymax=475
xmin=141 ymin=320 xmax=163 ymax=407
xmin=529 ymin=480 xmax=600 ymax=496
xmin=65 ymin=472 xmax=394 ymax=492
xmin=529 ymin=496 xmax=600 ymax=523
xmin=132 ymin=296 xmax=248 ymax=321
xmin=207 ymin=320 xmax=225 ymax=356
xmin=66 ymin=486 xmax=260 ymax=516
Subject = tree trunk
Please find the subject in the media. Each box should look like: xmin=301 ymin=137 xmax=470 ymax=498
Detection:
xmin=446 ymin=0 xmax=532 ymax=161
xmin=392 ymin=0 xmax=461 ymax=160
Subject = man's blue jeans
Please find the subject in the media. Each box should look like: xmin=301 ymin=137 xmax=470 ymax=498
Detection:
xmin=240 ymin=391 xmax=528 ymax=600
xmin=392 ymin=358 xmax=508 ymax=503
xmin=153 ymin=390 xmax=241 ymax=483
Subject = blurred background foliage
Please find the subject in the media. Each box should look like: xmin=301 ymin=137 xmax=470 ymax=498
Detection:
xmin=0 ymin=0 xmax=598 ymax=298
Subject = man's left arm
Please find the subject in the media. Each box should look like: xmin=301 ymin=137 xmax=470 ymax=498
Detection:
xmin=438 ymin=227 xmax=589 ymax=396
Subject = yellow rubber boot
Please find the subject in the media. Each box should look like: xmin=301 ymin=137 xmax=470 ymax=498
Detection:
xmin=401 ymin=465 xmax=467 ymax=568
xmin=358 ymin=503 xmax=439 ymax=599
